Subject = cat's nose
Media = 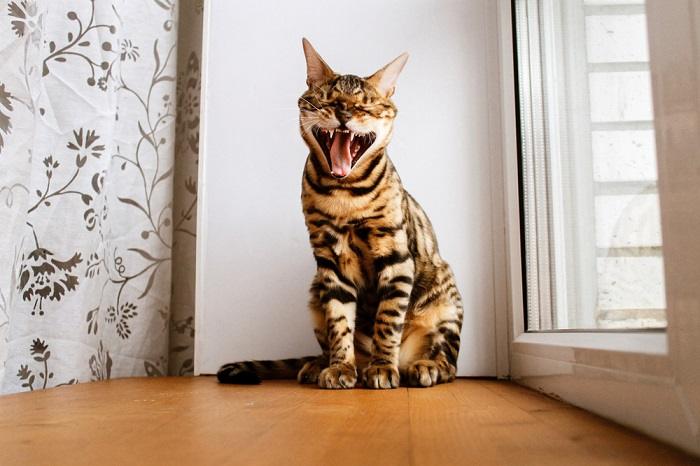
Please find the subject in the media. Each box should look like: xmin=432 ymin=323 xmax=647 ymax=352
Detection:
xmin=336 ymin=109 xmax=352 ymax=125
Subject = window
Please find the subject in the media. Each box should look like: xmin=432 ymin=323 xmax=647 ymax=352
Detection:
xmin=514 ymin=0 xmax=665 ymax=330
xmin=504 ymin=0 xmax=700 ymax=454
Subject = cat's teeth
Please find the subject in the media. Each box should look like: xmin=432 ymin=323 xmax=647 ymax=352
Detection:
xmin=329 ymin=129 xmax=334 ymax=138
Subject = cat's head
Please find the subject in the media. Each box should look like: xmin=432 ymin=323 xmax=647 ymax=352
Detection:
xmin=298 ymin=38 xmax=408 ymax=179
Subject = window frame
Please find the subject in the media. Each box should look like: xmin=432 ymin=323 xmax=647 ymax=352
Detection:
xmin=499 ymin=0 xmax=700 ymax=455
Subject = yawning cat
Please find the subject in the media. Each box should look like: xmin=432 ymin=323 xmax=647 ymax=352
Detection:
xmin=217 ymin=39 xmax=463 ymax=388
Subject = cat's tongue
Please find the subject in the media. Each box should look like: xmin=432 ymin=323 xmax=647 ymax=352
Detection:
xmin=330 ymin=132 xmax=353 ymax=177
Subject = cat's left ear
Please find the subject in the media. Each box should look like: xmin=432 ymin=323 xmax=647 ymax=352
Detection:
xmin=302 ymin=38 xmax=335 ymax=88
xmin=367 ymin=53 xmax=409 ymax=98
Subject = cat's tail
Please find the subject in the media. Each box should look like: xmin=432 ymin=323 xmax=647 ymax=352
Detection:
xmin=216 ymin=356 xmax=319 ymax=384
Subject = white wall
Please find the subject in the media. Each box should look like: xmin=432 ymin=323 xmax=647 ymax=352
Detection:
xmin=195 ymin=0 xmax=504 ymax=376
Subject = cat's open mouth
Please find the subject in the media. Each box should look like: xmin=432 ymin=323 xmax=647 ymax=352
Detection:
xmin=312 ymin=127 xmax=376 ymax=178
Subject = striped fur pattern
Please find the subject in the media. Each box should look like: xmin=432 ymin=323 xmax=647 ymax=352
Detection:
xmin=217 ymin=39 xmax=463 ymax=388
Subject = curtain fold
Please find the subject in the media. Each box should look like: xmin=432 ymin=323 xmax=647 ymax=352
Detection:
xmin=0 ymin=0 xmax=202 ymax=393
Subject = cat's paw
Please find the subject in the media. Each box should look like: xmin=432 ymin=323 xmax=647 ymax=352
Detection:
xmin=297 ymin=358 xmax=326 ymax=384
xmin=363 ymin=363 xmax=400 ymax=389
xmin=407 ymin=360 xmax=439 ymax=387
xmin=318 ymin=363 xmax=357 ymax=389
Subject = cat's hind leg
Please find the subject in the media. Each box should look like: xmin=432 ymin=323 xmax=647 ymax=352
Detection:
xmin=297 ymin=286 xmax=330 ymax=384
xmin=297 ymin=354 xmax=328 ymax=384
xmin=399 ymin=304 xmax=462 ymax=387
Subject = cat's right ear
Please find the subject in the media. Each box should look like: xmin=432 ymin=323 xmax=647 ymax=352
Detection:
xmin=302 ymin=38 xmax=334 ymax=88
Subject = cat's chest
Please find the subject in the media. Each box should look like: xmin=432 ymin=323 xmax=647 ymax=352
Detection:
xmin=329 ymin=224 xmax=378 ymax=287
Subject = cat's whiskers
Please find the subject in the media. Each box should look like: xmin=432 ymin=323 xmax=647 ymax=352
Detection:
xmin=310 ymin=83 xmax=327 ymax=97
xmin=299 ymin=118 xmax=322 ymax=132
xmin=299 ymin=97 xmax=321 ymax=112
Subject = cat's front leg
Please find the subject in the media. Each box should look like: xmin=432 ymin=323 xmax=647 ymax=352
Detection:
xmin=313 ymin=256 xmax=358 ymax=389
xmin=364 ymin=250 xmax=415 ymax=389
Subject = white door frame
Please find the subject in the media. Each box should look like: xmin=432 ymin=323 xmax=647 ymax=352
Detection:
xmin=499 ymin=0 xmax=700 ymax=456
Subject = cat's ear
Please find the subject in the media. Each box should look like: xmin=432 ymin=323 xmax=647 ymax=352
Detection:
xmin=302 ymin=38 xmax=334 ymax=88
xmin=367 ymin=53 xmax=409 ymax=98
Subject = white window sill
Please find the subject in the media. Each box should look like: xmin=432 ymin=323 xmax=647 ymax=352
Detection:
xmin=513 ymin=330 xmax=667 ymax=355
xmin=511 ymin=330 xmax=670 ymax=378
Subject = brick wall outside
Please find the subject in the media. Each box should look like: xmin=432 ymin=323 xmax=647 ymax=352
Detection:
xmin=583 ymin=0 xmax=666 ymax=328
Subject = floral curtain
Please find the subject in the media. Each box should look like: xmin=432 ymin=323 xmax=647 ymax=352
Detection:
xmin=0 ymin=0 xmax=202 ymax=393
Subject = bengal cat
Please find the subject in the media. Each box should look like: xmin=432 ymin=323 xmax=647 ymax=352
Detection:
xmin=217 ymin=38 xmax=463 ymax=389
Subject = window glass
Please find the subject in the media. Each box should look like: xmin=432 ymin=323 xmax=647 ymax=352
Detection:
xmin=514 ymin=0 xmax=666 ymax=330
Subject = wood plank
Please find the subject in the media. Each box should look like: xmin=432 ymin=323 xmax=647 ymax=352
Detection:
xmin=244 ymin=386 xmax=411 ymax=466
xmin=0 ymin=377 xmax=305 ymax=465
xmin=409 ymin=381 xmax=602 ymax=466
xmin=479 ymin=380 xmax=697 ymax=465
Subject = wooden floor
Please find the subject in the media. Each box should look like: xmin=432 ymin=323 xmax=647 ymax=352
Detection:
xmin=0 ymin=377 xmax=696 ymax=465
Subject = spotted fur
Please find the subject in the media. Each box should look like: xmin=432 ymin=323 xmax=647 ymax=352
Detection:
xmin=217 ymin=39 xmax=463 ymax=389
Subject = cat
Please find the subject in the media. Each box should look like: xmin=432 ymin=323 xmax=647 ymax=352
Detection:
xmin=217 ymin=38 xmax=463 ymax=388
